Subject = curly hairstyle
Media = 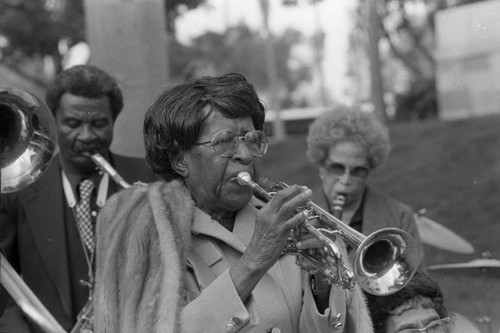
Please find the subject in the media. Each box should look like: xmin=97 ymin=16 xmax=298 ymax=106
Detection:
xmin=306 ymin=106 xmax=390 ymax=170
xmin=366 ymin=271 xmax=449 ymax=332
xmin=45 ymin=65 xmax=124 ymax=120
xmin=144 ymin=73 xmax=266 ymax=182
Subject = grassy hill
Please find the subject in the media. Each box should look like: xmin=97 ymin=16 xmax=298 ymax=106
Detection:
xmin=261 ymin=113 xmax=500 ymax=332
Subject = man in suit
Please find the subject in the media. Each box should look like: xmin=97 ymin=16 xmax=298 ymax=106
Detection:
xmin=0 ymin=65 xmax=157 ymax=332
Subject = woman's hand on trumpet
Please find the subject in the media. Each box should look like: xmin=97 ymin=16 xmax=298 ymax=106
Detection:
xmin=230 ymin=184 xmax=313 ymax=302
xmin=294 ymin=211 xmax=339 ymax=273
xmin=247 ymin=185 xmax=313 ymax=267
xmin=294 ymin=215 xmax=338 ymax=313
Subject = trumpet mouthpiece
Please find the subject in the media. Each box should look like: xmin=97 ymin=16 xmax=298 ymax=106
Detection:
xmin=236 ymin=172 xmax=252 ymax=186
xmin=333 ymin=195 xmax=345 ymax=206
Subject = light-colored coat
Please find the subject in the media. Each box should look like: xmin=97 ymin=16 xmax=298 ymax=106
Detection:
xmin=94 ymin=181 xmax=373 ymax=332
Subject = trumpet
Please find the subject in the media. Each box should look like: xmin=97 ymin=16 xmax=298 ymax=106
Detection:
xmin=237 ymin=171 xmax=418 ymax=296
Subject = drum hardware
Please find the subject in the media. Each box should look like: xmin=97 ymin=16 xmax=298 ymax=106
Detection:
xmin=429 ymin=251 xmax=498 ymax=333
xmin=415 ymin=208 xmax=474 ymax=254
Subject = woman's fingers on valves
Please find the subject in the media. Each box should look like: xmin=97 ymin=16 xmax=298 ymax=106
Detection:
xmin=295 ymin=256 xmax=318 ymax=273
xmin=255 ymin=185 xmax=312 ymax=242
xmin=295 ymin=233 xmax=324 ymax=250
xmin=271 ymin=185 xmax=312 ymax=220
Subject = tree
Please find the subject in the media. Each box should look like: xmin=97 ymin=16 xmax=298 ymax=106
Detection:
xmin=170 ymin=24 xmax=312 ymax=110
xmin=0 ymin=0 xmax=85 ymax=85
xmin=347 ymin=0 xmax=488 ymax=121
xmin=164 ymin=0 xmax=205 ymax=34
xmin=0 ymin=0 xmax=204 ymax=86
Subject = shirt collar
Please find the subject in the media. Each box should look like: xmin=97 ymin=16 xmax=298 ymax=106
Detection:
xmin=191 ymin=204 xmax=258 ymax=253
xmin=58 ymin=154 xmax=103 ymax=194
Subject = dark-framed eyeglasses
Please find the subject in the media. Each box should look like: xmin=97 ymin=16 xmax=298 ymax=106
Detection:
xmin=195 ymin=130 xmax=269 ymax=158
xmin=321 ymin=162 xmax=370 ymax=181
xmin=397 ymin=317 xmax=451 ymax=333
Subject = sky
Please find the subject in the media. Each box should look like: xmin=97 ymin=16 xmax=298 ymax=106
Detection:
xmin=175 ymin=0 xmax=357 ymax=103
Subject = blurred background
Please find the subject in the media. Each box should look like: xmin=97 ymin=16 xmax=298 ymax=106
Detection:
xmin=1 ymin=0 xmax=499 ymax=331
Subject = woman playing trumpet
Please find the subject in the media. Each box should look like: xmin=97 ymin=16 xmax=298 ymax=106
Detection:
xmin=306 ymin=106 xmax=426 ymax=271
xmin=93 ymin=73 xmax=373 ymax=332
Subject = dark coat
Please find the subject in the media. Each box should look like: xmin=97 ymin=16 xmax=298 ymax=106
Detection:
xmin=0 ymin=153 xmax=157 ymax=332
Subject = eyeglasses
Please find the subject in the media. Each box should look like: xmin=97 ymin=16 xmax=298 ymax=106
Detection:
xmin=321 ymin=162 xmax=370 ymax=181
xmin=195 ymin=130 xmax=269 ymax=158
xmin=397 ymin=317 xmax=451 ymax=333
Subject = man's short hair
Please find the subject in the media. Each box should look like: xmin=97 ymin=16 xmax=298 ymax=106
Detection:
xmin=45 ymin=65 xmax=123 ymax=120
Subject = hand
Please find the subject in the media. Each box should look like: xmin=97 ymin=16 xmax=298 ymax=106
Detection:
xmin=230 ymin=184 xmax=313 ymax=302
xmin=245 ymin=184 xmax=313 ymax=270
xmin=294 ymin=217 xmax=339 ymax=275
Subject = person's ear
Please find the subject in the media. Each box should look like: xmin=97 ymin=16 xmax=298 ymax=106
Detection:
xmin=171 ymin=153 xmax=189 ymax=178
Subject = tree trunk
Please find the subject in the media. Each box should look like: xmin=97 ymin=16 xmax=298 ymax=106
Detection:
xmin=259 ymin=0 xmax=286 ymax=141
xmin=366 ymin=0 xmax=387 ymax=124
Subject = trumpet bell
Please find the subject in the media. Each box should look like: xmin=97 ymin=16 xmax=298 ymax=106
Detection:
xmin=0 ymin=87 xmax=57 ymax=193
xmin=354 ymin=228 xmax=418 ymax=295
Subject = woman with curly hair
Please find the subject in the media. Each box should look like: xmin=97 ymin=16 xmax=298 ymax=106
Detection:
xmin=306 ymin=106 xmax=426 ymax=270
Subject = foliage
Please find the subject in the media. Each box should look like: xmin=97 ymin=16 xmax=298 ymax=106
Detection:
xmin=1 ymin=0 xmax=311 ymax=108
xmin=0 ymin=0 xmax=204 ymax=83
xmin=0 ymin=0 xmax=84 ymax=74
xmin=169 ymin=24 xmax=313 ymax=108
xmin=347 ymin=0 xmax=488 ymax=121
xmin=393 ymin=78 xmax=437 ymax=121
xmin=164 ymin=0 xmax=205 ymax=34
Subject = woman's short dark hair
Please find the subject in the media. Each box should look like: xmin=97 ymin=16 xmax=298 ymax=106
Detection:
xmin=144 ymin=73 xmax=266 ymax=181
xmin=307 ymin=106 xmax=390 ymax=170
xmin=45 ymin=65 xmax=124 ymax=120
xmin=366 ymin=271 xmax=449 ymax=332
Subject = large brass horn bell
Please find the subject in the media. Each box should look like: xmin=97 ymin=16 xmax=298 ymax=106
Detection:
xmin=1 ymin=87 xmax=57 ymax=193
xmin=1 ymin=87 xmax=65 ymax=332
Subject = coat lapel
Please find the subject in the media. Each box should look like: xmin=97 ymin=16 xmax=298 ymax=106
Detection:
xmin=22 ymin=158 xmax=72 ymax=318
xmin=190 ymin=203 xmax=259 ymax=254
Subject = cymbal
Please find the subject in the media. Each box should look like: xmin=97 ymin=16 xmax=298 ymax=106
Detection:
xmin=414 ymin=214 xmax=475 ymax=254
xmin=428 ymin=258 xmax=500 ymax=270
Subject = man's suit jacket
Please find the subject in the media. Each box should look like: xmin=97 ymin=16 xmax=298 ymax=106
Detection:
xmin=0 ymin=153 xmax=157 ymax=332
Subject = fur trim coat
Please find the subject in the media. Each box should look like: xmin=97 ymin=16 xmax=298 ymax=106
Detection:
xmin=94 ymin=180 xmax=193 ymax=332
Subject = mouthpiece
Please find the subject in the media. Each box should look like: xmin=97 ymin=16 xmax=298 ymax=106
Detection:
xmin=89 ymin=153 xmax=132 ymax=189
xmin=237 ymin=171 xmax=252 ymax=187
xmin=332 ymin=195 xmax=345 ymax=220
xmin=236 ymin=171 xmax=274 ymax=202
xmin=333 ymin=195 xmax=345 ymax=208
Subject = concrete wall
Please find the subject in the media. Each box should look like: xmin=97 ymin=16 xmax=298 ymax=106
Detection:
xmin=435 ymin=0 xmax=500 ymax=120
xmin=84 ymin=0 xmax=169 ymax=158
